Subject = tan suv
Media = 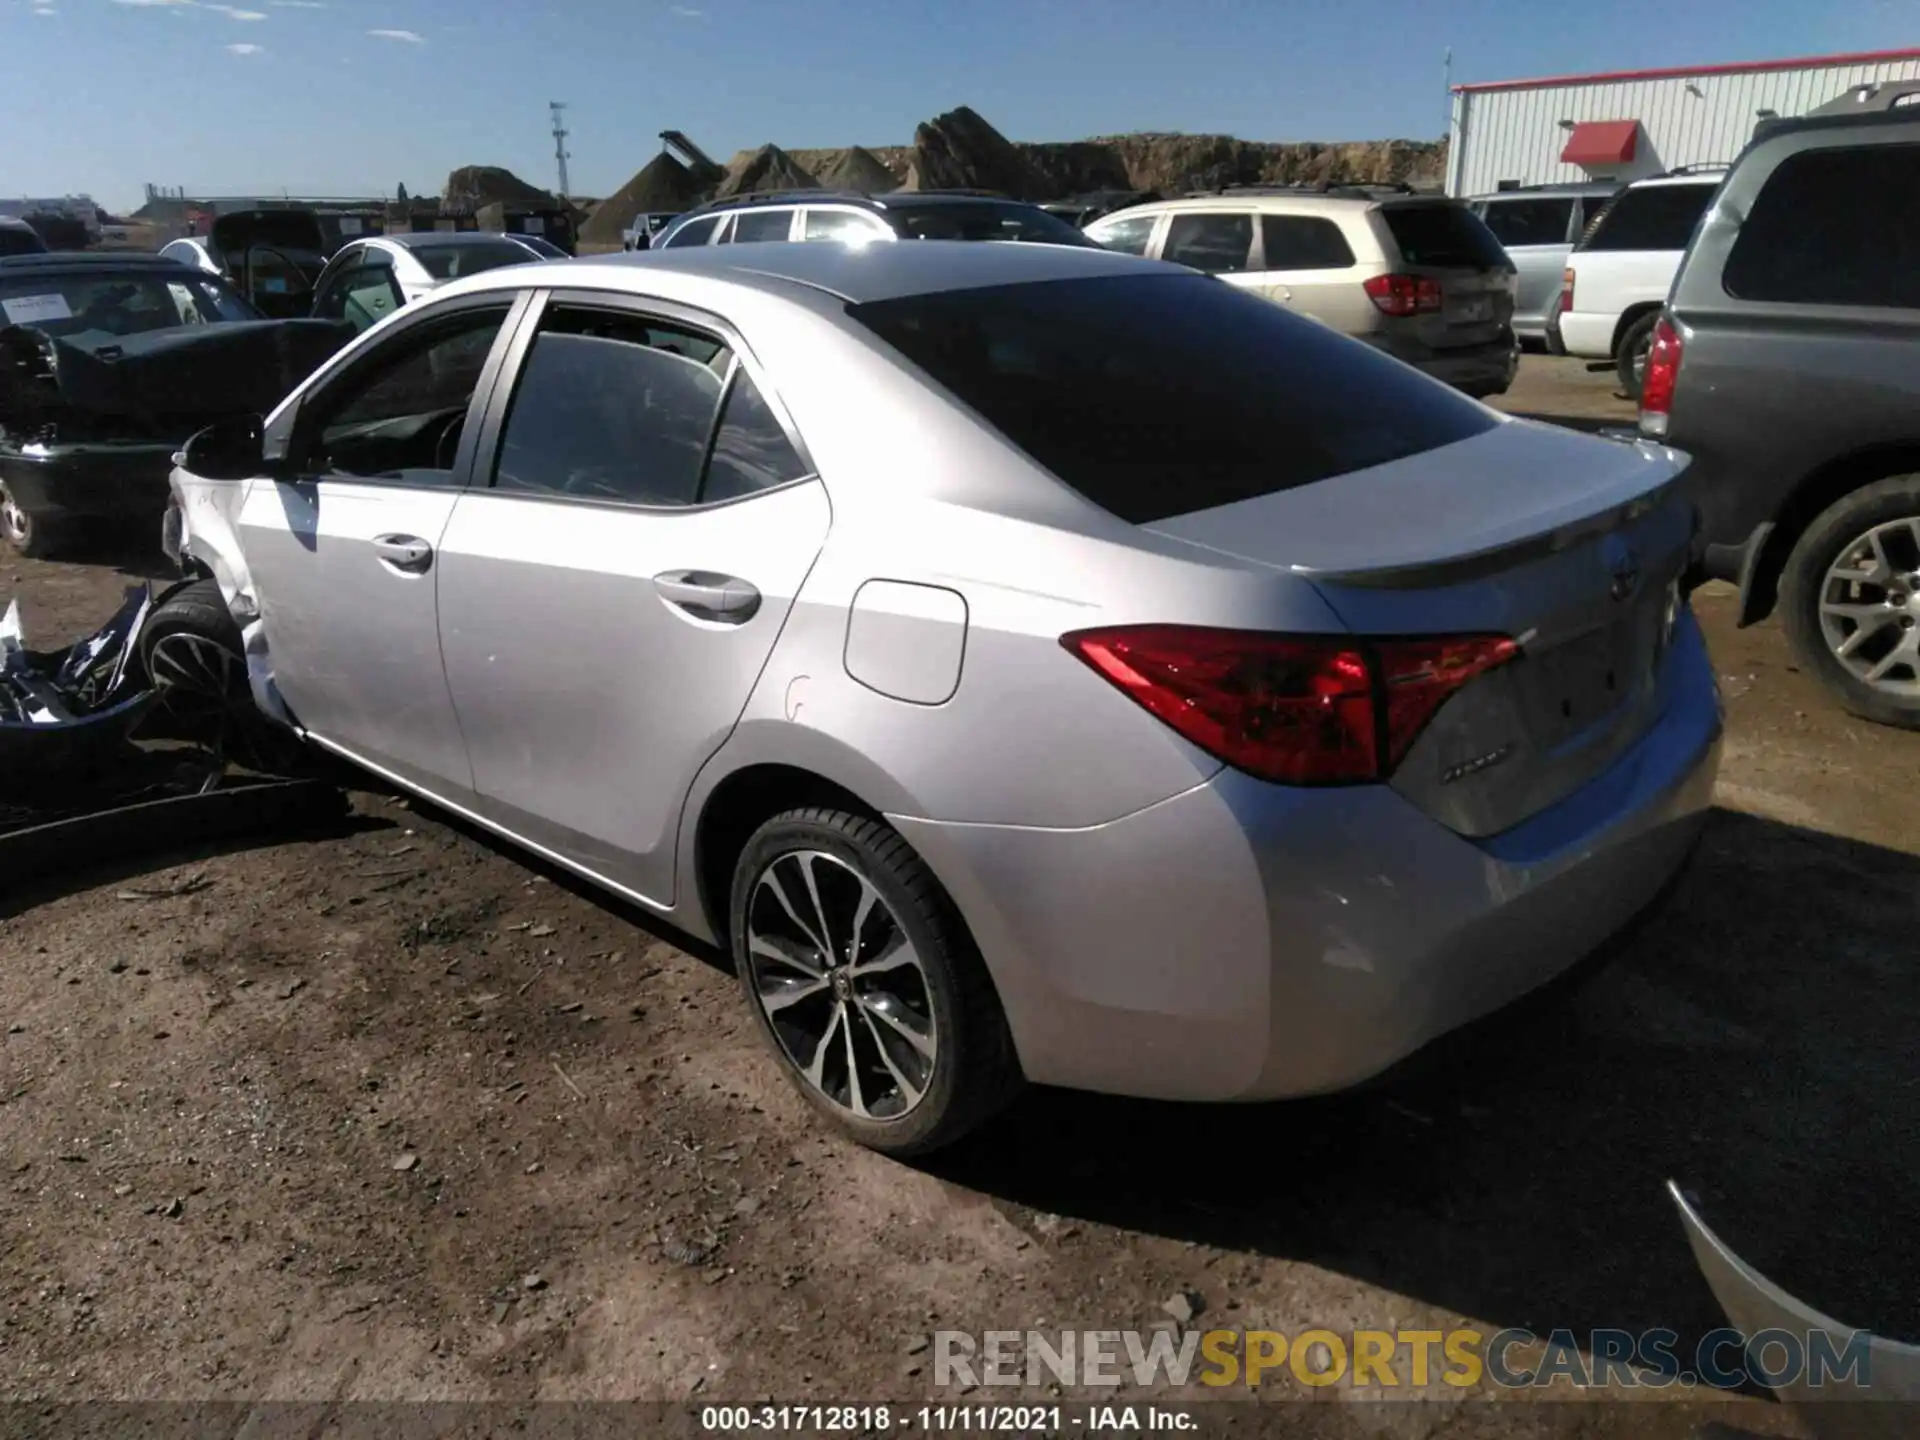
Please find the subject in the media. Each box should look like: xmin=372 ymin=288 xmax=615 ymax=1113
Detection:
xmin=1087 ymin=186 xmax=1519 ymax=397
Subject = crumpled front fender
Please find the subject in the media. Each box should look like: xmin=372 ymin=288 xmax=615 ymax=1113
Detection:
xmin=168 ymin=468 xmax=296 ymax=731
xmin=1669 ymin=1179 xmax=1919 ymax=1437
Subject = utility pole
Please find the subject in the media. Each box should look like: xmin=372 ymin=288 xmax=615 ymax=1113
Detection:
xmin=550 ymin=102 xmax=571 ymax=200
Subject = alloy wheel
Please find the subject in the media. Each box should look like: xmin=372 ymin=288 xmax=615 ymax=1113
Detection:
xmin=1817 ymin=516 xmax=1920 ymax=697
xmin=743 ymin=849 xmax=937 ymax=1122
xmin=0 ymin=482 xmax=28 ymax=547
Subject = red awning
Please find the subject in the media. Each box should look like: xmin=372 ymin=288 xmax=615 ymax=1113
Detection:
xmin=1561 ymin=120 xmax=1639 ymax=167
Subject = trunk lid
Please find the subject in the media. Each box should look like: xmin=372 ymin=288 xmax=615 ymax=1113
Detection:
xmin=1377 ymin=200 xmax=1517 ymax=349
xmin=1143 ymin=420 xmax=1696 ymax=836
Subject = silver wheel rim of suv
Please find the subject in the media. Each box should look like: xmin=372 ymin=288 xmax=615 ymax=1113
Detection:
xmin=744 ymin=849 xmax=937 ymax=1121
xmin=0 ymin=483 xmax=28 ymax=545
xmin=1818 ymin=516 xmax=1920 ymax=697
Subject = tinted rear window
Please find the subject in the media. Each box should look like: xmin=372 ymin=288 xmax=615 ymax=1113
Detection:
xmin=846 ymin=273 xmax=1497 ymax=525
xmin=411 ymin=241 xmax=539 ymax=279
xmin=1578 ymin=182 xmax=1716 ymax=252
xmin=1380 ymin=203 xmax=1509 ymax=269
xmin=0 ymin=227 xmax=46 ymax=257
xmin=1477 ymin=197 xmax=1575 ymax=248
xmin=1723 ymin=143 xmax=1920 ymax=309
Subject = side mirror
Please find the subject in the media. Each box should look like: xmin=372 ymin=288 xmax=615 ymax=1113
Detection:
xmin=176 ymin=414 xmax=265 ymax=481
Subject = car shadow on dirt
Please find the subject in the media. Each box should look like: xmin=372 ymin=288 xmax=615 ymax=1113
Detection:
xmin=926 ymin=805 xmax=1920 ymax=1356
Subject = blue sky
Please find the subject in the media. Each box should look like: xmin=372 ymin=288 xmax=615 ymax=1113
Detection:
xmin=3 ymin=0 xmax=1914 ymax=213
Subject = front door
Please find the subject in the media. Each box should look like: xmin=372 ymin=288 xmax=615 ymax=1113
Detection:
xmin=436 ymin=294 xmax=830 ymax=906
xmin=238 ymin=298 xmax=519 ymax=797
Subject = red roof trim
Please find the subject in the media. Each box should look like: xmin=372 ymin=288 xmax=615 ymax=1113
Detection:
xmin=1452 ymin=46 xmax=1920 ymax=94
xmin=1561 ymin=119 xmax=1639 ymax=166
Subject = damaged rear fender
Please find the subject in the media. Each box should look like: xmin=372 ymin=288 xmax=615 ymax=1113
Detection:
xmin=168 ymin=467 xmax=296 ymax=731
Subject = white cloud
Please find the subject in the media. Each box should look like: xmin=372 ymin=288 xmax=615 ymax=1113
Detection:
xmin=33 ymin=5 xmax=58 ymax=14
xmin=269 ymin=1 xmax=326 ymax=6
xmin=207 ymin=3 xmax=268 ymax=16
xmin=367 ymin=26 xmax=424 ymax=42
xmin=670 ymin=4 xmax=704 ymax=13
xmin=225 ymin=40 xmax=265 ymax=53
xmin=111 ymin=0 xmax=195 ymax=7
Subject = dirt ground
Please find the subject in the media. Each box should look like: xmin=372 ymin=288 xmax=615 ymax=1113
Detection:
xmin=2 ymin=358 xmax=1915 ymax=1437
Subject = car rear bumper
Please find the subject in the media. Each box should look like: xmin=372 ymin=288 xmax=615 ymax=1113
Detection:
xmin=1557 ymin=310 xmax=1616 ymax=359
xmin=0 ymin=441 xmax=178 ymax=522
xmin=892 ymin=609 xmax=1721 ymax=1103
xmin=1395 ymin=334 xmax=1520 ymax=395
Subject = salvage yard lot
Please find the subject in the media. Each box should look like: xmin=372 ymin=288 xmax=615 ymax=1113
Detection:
xmin=2 ymin=358 xmax=1916 ymax=1432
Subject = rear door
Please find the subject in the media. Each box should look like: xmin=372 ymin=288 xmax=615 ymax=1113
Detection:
xmin=1375 ymin=199 xmax=1516 ymax=348
xmin=1475 ymin=195 xmax=1577 ymax=330
xmin=1251 ymin=213 xmax=1372 ymax=334
xmin=238 ymin=293 xmax=526 ymax=797
xmin=1158 ymin=211 xmax=1260 ymax=295
xmin=434 ymin=290 xmax=829 ymax=906
xmin=311 ymin=246 xmax=405 ymax=334
xmin=724 ymin=208 xmax=799 ymax=243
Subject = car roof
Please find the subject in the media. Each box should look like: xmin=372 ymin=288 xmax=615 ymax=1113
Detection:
xmin=379 ymin=231 xmax=531 ymax=250
xmin=0 ymin=216 xmax=36 ymax=230
xmin=1622 ymin=171 xmax=1728 ymax=189
xmin=442 ymin=238 xmax=1172 ymax=305
xmin=0 ymin=252 xmax=196 ymax=273
xmin=685 ymin=191 xmax=1048 ymax=218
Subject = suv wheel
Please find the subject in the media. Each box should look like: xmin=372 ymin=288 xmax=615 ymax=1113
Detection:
xmin=0 ymin=480 xmax=64 ymax=559
xmin=730 ymin=807 xmax=1022 ymax=1156
xmin=1616 ymin=311 xmax=1660 ymax=400
xmin=1780 ymin=475 xmax=1920 ymax=730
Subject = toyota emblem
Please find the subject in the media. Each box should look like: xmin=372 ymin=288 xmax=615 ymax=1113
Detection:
xmin=1606 ymin=541 xmax=1641 ymax=602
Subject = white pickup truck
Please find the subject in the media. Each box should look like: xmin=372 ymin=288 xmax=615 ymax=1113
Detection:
xmin=1549 ymin=170 xmax=1725 ymax=397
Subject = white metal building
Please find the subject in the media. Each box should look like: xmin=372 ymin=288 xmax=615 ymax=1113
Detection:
xmin=1447 ymin=46 xmax=1920 ymax=196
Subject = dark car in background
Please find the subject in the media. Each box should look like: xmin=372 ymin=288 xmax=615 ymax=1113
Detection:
xmin=0 ymin=253 xmax=351 ymax=558
xmin=1644 ymin=102 xmax=1920 ymax=728
xmin=655 ymin=191 xmax=1102 ymax=249
xmin=0 ymin=217 xmax=49 ymax=258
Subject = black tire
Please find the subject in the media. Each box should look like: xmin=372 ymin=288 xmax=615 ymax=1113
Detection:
xmin=1779 ymin=475 xmax=1920 ymax=731
xmin=0 ymin=479 xmax=66 ymax=560
xmin=730 ymin=807 xmax=1022 ymax=1157
xmin=1615 ymin=311 xmax=1659 ymax=400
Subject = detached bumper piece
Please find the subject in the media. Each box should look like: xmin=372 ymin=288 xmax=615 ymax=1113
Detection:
xmin=0 ymin=584 xmax=158 ymax=786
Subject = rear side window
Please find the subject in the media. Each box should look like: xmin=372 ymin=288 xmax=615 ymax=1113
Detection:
xmin=1578 ymin=183 xmax=1715 ymax=252
xmin=1259 ymin=215 xmax=1356 ymax=270
xmin=1162 ymin=213 xmax=1254 ymax=274
xmin=847 ymin=273 xmax=1497 ymax=525
xmin=702 ymin=368 xmax=811 ymax=503
xmin=728 ymin=210 xmax=794 ymax=243
xmin=664 ymin=216 xmax=721 ymax=248
xmin=1379 ymin=203 xmax=1508 ymax=269
xmin=1722 ymin=144 xmax=1920 ymax=309
xmin=1477 ymin=197 xmax=1574 ymax=248
xmin=493 ymin=307 xmax=732 ymax=507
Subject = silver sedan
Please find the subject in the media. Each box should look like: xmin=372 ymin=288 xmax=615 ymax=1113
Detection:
xmin=163 ymin=240 xmax=1722 ymax=1155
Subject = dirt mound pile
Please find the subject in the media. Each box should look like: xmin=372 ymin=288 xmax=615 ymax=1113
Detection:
xmin=904 ymin=106 xmax=1044 ymax=198
xmin=442 ymin=166 xmax=555 ymax=215
xmin=714 ymin=145 xmax=820 ymax=198
xmin=578 ymin=153 xmax=702 ymax=245
xmin=812 ymin=146 xmax=899 ymax=194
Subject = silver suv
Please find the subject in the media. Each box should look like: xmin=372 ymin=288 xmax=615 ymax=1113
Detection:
xmin=1087 ymin=187 xmax=1519 ymax=397
xmin=1466 ymin=182 xmax=1619 ymax=345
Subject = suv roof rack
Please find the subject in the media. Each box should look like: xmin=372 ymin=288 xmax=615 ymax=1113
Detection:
xmin=1658 ymin=163 xmax=1732 ymax=177
xmin=884 ymin=188 xmax=1009 ymax=199
xmin=680 ymin=188 xmax=874 ymax=216
xmin=1184 ymin=180 xmax=1425 ymax=201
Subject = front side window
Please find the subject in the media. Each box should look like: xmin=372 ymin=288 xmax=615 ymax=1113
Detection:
xmin=1579 ymin=183 xmax=1717 ymax=252
xmin=1161 ymin=213 xmax=1255 ymax=274
xmin=1258 ymin=215 xmax=1357 ymax=270
xmin=848 ymin=273 xmax=1496 ymax=526
xmin=1087 ymin=213 xmax=1157 ymax=256
xmin=304 ymin=306 xmax=510 ymax=482
xmin=1723 ymin=143 xmax=1920 ymax=309
xmin=664 ymin=216 xmax=722 ymax=248
xmin=1477 ymin=197 xmax=1575 ymax=248
xmin=492 ymin=307 xmax=732 ymax=507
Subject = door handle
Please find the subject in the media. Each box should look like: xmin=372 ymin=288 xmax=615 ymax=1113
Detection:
xmin=653 ymin=570 xmax=761 ymax=624
xmin=373 ymin=533 xmax=433 ymax=572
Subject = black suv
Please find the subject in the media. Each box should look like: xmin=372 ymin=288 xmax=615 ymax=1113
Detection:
xmin=654 ymin=190 xmax=1101 ymax=249
xmin=1645 ymin=98 xmax=1920 ymax=728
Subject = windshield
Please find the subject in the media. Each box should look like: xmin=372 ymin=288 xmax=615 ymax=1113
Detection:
xmin=848 ymin=272 xmax=1496 ymax=525
xmin=1577 ymin=182 xmax=1717 ymax=252
xmin=408 ymin=240 xmax=543 ymax=280
xmin=883 ymin=201 xmax=1100 ymax=247
xmin=0 ymin=269 xmax=256 ymax=341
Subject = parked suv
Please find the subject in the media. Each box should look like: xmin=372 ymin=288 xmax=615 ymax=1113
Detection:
xmin=1645 ymin=105 xmax=1920 ymax=729
xmin=1086 ymin=187 xmax=1518 ymax=397
xmin=0 ymin=216 xmax=48 ymax=257
xmin=1466 ymin=182 xmax=1618 ymax=346
xmin=1549 ymin=169 xmax=1724 ymax=396
xmin=655 ymin=191 xmax=1099 ymax=250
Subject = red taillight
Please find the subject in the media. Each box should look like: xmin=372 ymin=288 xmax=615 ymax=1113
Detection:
xmin=1560 ymin=266 xmax=1576 ymax=314
xmin=1061 ymin=627 xmax=1518 ymax=786
xmin=1639 ymin=316 xmax=1682 ymax=432
xmin=1363 ymin=274 xmax=1443 ymax=317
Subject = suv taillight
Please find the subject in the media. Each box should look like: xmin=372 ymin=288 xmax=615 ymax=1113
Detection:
xmin=1363 ymin=274 xmax=1443 ymax=318
xmin=1639 ymin=316 xmax=1682 ymax=437
xmin=1061 ymin=626 xmax=1518 ymax=785
xmin=1560 ymin=266 xmax=1576 ymax=314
